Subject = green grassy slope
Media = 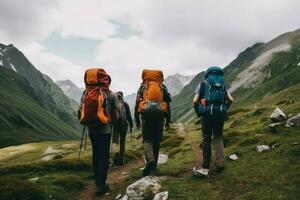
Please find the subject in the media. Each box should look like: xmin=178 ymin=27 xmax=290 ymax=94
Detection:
xmin=0 ymin=43 xmax=79 ymax=128
xmin=160 ymin=83 xmax=300 ymax=199
xmin=0 ymin=68 xmax=79 ymax=148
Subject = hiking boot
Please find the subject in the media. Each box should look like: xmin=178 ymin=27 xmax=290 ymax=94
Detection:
xmin=96 ymin=183 xmax=109 ymax=196
xmin=143 ymin=160 xmax=156 ymax=176
xmin=193 ymin=167 xmax=209 ymax=176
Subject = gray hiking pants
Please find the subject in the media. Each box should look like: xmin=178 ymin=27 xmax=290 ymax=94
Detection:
xmin=142 ymin=119 xmax=164 ymax=165
xmin=201 ymin=117 xmax=224 ymax=169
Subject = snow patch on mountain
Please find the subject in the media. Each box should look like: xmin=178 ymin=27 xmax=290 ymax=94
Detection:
xmin=229 ymin=43 xmax=291 ymax=93
xmin=0 ymin=60 xmax=3 ymax=66
xmin=164 ymin=73 xmax=195 ymax=96
xmin=10 ymin=63 xmax=17 ymax=72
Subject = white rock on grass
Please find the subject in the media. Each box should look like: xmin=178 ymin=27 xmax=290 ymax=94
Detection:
xmin=61 ymin=143 xmax=77 ymax=150
xmin=41 ymin=154 xmax=63 ymax=162
xmin=157 ymin=153 xmax=168 ymax=165
xmin=43 ymin=146 xmax=63 ymax=155
xmin=125 ymin=176 xmax=165 ymax=200
xmin=257 ymin=145 xmax=271 ymax=153
xmin=153 ymin=191 xmax=169 ymax=200
xmin=270 ymin=107 xmax=287 ymax=122
xmin=229 ymin=154 xmax=238 ymax=160
xmin=28 ymin=177 xmax=39 ymax=183
xmin=286 ymin=113 xmax=300 ymax=127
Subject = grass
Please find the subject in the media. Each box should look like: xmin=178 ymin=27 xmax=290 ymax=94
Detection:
xmin=157 ymin=83 xmax=300 ymax=200
xmin=0 ymin=67 xmax=80 ymax=148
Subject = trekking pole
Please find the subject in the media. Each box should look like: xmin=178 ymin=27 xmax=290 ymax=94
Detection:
xmin=130 ymin=128 xmax=133 ymax=149
xmin=84 ymin=127 xmax=88 ymax=151
xmin=77 ymin=126 xmax=86 ymax=170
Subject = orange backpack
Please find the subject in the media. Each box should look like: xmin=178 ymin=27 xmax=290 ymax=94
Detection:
xmin=138 ymin=69 xmax=168 ymax=119
xmin=79 ymin=68 xmax=111 ymax=126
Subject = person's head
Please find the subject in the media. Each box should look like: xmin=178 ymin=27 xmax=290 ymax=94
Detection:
xmin=117 ymin=91 xmax=123 ymax=101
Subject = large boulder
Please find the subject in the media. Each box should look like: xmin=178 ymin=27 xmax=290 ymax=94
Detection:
xmin=286 ymin=113 xmax=300 ymax=127
xmin=123 ymin=176 xmax=165 ymax=200
xmin=270 ymin=107 xmax=287 ymax=122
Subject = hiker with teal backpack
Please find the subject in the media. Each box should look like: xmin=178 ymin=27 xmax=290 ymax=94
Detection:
xmin=193 ymin=66 xmax=233 ymax=176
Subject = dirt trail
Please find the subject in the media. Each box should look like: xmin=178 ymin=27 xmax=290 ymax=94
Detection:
xmin=175 ymin=123 xmax=203 ymax=169
xmin=78 ymin=159 xmax=144 ymax=200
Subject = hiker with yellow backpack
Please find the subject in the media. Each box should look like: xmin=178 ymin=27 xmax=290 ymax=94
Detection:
xmin=135 ymin=69 xmax=171 ymax=176
xmin=78 ymin=68 xmax=120 ymax=196
xmin=193 ymin=66 xmax=233 ymax=177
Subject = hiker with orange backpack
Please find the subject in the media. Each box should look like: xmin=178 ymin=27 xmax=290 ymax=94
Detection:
xmin=112 ymin=91 xmax=133 ymax=166
xmin=78 ymin=68 xmax=120 ymax=196
xmin=134 ymin=69 xmax=171 ymax=176
xmin=193 ymin=66 xmax=233 ymax=176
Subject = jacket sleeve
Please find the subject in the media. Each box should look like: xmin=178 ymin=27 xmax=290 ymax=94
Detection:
xmin=134 ymin=85 xmax=143 ymax=126
xmin=78 ymin=90 xmax=86 ymax=120
xmin=125 ymin=102 xmax=133 ymax=128
xmin=162 ymin=85 xmax=172 ymax=124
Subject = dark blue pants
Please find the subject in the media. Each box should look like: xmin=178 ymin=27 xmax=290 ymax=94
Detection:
xmin=202 ymin=117 xmax=224 ymax=169
xmin=89 ymin=128 xmax=111 ymax=186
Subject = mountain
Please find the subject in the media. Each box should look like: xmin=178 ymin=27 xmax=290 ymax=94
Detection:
xmin=56 ymin=80 xmax=84 ymax=103
xmin=164 ymin=73 xmax=195 ymax=96
xmin=172 ymin=28 xmax=300 ymax=122
xmin=124 ymin=93 xmax=137 ymax=116
xmin=0 ymin=43 xmax=79 ymax=128
xmin=0 ymin=67 xmax=79 ymax=148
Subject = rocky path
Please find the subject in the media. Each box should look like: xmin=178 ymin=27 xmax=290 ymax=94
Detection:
xmin=78 ymin=159 xmax=145 ymax=200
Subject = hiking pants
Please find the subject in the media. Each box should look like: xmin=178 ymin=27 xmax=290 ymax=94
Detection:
xmin=142 ymin=119 xmax=164 ymax=165
xmin=201 ymin=117 xmax=224 ymax=169
xmin=88 ymin=128 xmax=111 ymax=187
xmin=112 ymin=124 xmax=128 ymax=160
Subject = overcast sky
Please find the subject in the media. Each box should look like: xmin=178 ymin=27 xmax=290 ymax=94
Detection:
xmin=1 ymin=0 xmax=300 ymax=95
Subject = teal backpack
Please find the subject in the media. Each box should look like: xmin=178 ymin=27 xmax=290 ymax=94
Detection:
xmin=198 ymin=66 xmax=227 ymax=119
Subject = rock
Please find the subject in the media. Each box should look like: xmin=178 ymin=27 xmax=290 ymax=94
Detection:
xmin=257 ymin=145 xmax=270 ymax=153
xmin=28 ymin=177 xmax=39 ymax=183
xmin=153 ymin=191 xmax=169 ymax=200
xmin=229 ymin=154 xmax=238 ymax=160
xmin=125 ymin=176 xmax=164 ymax=200
xmin=61 ymin=143 xmax=77 ymax=150
xmin=157 ymin=153 xmax=168 ymax=165
xmin=255 ymin=134 xmax=263 ymax=137
xmin=286 ymin=113 xmax=300 ymax=127
xmin=41 ymin=154 xmax=63 ymax=161
xmin=43 ymin=146 xmax=63 ymax=155
xmin=270 ymin=107 xmax=286 ymax=122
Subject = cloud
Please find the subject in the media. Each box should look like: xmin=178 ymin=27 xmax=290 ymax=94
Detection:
xmin=1 ymin=0 xmax=300 ymax=95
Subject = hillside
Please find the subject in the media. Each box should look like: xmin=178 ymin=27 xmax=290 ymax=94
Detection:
xmin=0 ymin=68 xmax=79 ymax=148
xmin=0 ymin=82 xmax=299 ymax=199
xmin=56 ymin=80 xmax=84 ymax=104
xmin=0 ymin=43 xmax=79 ymax=128
xmin=172 ymin=29 xmax=300 ymax=122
